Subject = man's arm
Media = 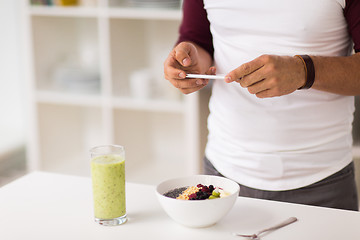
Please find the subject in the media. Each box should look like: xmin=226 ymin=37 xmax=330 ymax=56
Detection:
xmin=164 ymin=0 xmax=215 ymax=94
xmin=311 ymin=53 xmax=360 ymax=95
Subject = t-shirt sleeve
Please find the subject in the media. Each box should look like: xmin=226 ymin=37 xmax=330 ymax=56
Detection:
xmin=344 ymin=0 xmax=360 ymax=52
xmin=177 ymin=0 xmax=214 ymax=57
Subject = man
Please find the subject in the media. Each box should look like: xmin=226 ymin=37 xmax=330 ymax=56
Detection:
xmin=164 ymin=0 xmax=360 ymax=210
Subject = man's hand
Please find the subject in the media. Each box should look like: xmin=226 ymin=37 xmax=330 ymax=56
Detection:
xmin=225 ymin=55 xmax=306 ymax=98
xmin=164 ymin=42 xmax=214 ymax=94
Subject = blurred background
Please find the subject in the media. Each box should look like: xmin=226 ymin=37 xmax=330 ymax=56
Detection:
xmin=0 ymin=0 xmax=212 ymax=187
xmin=0 ymin=0 xmax=26 ymax=185
xmin=0 ymin=1 xmax=359 ymax=202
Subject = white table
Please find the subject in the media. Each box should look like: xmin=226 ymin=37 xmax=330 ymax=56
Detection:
xmin=0 ymin=172 xmax=359 ymax=240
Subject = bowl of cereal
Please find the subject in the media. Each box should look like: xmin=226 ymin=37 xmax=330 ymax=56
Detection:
xmin=155 ymin=175 xmax=240 ymax=228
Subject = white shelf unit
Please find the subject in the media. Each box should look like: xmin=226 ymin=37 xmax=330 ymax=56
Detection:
xmin=23 ymin=0 xmax=209 ymax=184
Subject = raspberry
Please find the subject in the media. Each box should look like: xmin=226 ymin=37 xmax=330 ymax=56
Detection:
xmin=188 ymin=193 xmax=197 ymax=200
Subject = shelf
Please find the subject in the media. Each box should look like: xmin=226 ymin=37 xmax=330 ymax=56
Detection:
xmin=108 ymin=7 xmax=181 ymax=20
xmin=25 ymin=1 xmax=203 ymax=183
xmin=28 ymin=5 xmax=182 ymax=20
xmin=36 ymin=90 xmax=102 ymax=107
xmin=36 ymin=92 xmax=184 ymax=112
xmin=112 ymin=96 xmax=184 ymax=113
xmin=29 ymin=6 xmax=99 ymax=17
xmin=109 ymin=18 xmax=180 ymax=98
xmin=31 ymin=16 xmax=100 ymax=92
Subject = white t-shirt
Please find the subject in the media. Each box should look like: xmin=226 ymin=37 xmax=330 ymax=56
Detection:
xmin=203 ymin=0 xmax=355 ymax=190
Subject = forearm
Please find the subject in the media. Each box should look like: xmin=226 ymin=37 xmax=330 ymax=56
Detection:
xmin=311 ymin=53 xmax=360 ymax=95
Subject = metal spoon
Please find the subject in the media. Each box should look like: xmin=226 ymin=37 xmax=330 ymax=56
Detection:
xmin=233 ymin=217 xmax=298 ymax=239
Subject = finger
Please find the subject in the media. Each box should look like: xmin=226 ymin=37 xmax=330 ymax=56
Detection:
xmin=254 ymin=87 xmax=282 ymax=98
xmin=174 ymin=42 xmax=197 ymax=67
xmin=184 ymin=66 xmax=215 ymax=86
xmin=199 ymin=66 xmax=215 ymax=85
xmin=205 ymin=66 xmax=217 ymax=75
xmin=164 ymin=56 xmax=187 ymax=80
xmin=164 ymin=65 xmax=186 ymax=80
xmin=255 ymin=89 xmax=272 ymax=98
xmin=181 ymin=85 xmax=207 ymax=94
xmin=251 ymin=81 xmax=282 ymax=99
xmin=225 ymin=55 xmax=268 ymax=83
xmin=238 ymin=68 xmax=265 ymax=88
xmin=168 ymin=78 xmax=206 ymax=90
xmin=246 ymin=79 xmax=269 ymax=95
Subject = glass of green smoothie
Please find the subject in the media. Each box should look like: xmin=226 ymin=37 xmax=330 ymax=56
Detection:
xmin=90 ymin=145 xmax=127 ymax=226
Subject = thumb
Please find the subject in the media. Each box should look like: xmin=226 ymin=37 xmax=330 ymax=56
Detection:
xmin=174 ymin=42 xmax=197 ymax=67
xmin=205 ymin=66 xmax=216 ymax=75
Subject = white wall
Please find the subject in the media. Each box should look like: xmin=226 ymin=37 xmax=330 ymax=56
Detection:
xmin=0 ymin=0 xmax=25 ymax=152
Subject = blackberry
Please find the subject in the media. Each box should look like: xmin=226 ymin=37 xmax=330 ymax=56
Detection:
xmin=196 ymin=191 xmax=209 ymax=200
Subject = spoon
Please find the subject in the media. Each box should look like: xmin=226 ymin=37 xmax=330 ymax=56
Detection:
xmin=233 ymin=217 xmax=298 ymax=239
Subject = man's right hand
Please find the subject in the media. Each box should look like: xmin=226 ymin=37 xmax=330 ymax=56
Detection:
xmin=164 ymin=42 xmax=214 ymax=94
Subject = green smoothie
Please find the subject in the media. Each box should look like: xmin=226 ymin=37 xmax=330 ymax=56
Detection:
xmin=91 ymin=154 xmax=126 ymax=220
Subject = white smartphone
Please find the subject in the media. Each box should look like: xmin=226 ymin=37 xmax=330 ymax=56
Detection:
xmin=185 ymin=74 xmax=225 ymax=80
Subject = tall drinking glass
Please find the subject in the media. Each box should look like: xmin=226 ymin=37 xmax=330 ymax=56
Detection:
xmin=90 ymin=145 xmax=127 ymax=226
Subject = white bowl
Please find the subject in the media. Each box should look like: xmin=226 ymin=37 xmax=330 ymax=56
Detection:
xmin=155 ymin=175 xmax=240 ymax=228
